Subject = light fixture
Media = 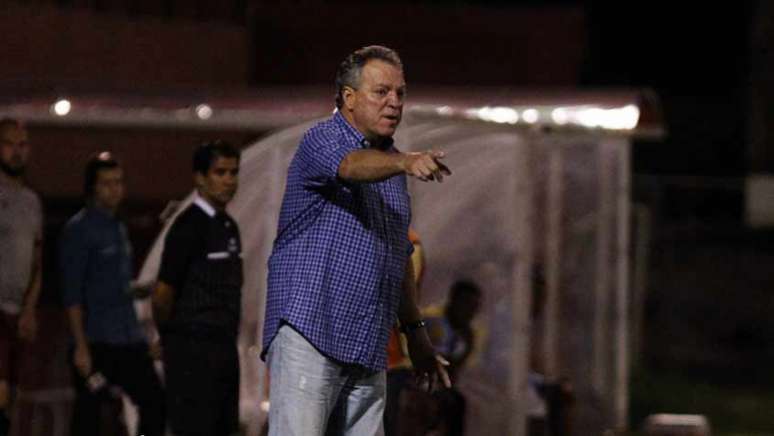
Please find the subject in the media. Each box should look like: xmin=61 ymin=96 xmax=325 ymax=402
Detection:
xmin=522 ymin=108 xmax=539 ymax=124
xmin=474 ymin=106 xmax=519 ymax=124
xmin=195 ymin=104 xmax=213 ymax=120
xmin=51 ymin=99 xmax=72 ymax=116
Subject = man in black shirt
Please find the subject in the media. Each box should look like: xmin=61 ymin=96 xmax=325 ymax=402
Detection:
xmin=152 ymin=141 xmax=243 ymax=436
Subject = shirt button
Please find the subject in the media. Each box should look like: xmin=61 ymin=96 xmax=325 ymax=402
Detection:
xmin=225 ymin=221 xmax=231 ymax=227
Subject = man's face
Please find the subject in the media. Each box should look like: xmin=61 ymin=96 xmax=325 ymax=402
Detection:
xmin=345 ymin=59 xmax=406 ymax=141
xmin=0 ymin=124 xmax=30 ymax=177
xmin=196 ymin=156 xmax=239 ymax=209
xmin=93 ymin=167 xmax=125 ymax=212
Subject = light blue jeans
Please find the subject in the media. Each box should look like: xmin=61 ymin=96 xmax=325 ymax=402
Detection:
xmin=267 ymin=325 xmax=386 ymax=436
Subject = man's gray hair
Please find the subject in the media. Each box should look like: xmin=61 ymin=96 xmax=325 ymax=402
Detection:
xmin=335 ymin=45 xmax=403 ymax=109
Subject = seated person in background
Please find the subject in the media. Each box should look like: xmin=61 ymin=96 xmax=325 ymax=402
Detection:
xmin=426 ymin=281 xmax=481 ymax=382
xmin=423 ymin=280 xmax=482 ymax=436
xmin=384 ymin=229 xmax=425 ymax=436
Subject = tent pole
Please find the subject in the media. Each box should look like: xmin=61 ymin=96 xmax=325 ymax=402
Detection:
xmin=544 ymin=145 xmax=564 ymax=378
xmin=509 ymin=138 xmax=533 ymax=436
xmin=614 ymin=141 xmax=632 ymax=430
xmin=593 ymin=142 xmax=614 ymax=408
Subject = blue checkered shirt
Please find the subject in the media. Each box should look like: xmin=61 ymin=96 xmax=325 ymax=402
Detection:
xmin=262 ymin=111 xmax=413 ymax=371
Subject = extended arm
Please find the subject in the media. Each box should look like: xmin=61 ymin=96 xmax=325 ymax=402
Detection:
xmin=338 ymin=149 xmax=451 ymax=183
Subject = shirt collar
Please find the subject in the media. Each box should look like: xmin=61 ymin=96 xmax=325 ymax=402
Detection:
xmin=333 ymin=110 xmax=394 ymax=150
xmin=193 ymin=192 xmax=216 ymax=218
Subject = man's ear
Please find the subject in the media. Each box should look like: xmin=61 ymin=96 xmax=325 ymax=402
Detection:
xmin=194 ymin=172 xmax=205 ymax=188
xmin=342 ymin=86 xmax=357 ymax=111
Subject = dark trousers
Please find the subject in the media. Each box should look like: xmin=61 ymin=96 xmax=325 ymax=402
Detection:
xmin=70 ymin=342 xmax=165 ymax=436
xmin=434 ymin=387 xmax=466 ymax=436
xmin=0 ymin=312 xmax=20 ymax=387
xmin=385 ymin=368 xmax=466 ymax=436
xmin=384 ymin=368 xmax=412 ymax=436
xmin=163 ymin=334 xmax=239 ymax=436
xmin=0 ymin=312 xmax=19 ymax=436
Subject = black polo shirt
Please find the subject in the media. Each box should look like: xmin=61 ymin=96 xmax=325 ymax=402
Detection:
xmin=158 ymin=195 xmax=243 ymax=340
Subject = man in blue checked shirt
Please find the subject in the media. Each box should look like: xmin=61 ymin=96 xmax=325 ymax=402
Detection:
xmin=262 ymin=45 xmax=453 ymax=436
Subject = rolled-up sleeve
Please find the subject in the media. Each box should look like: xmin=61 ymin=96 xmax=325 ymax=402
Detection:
xmin=59 ymin=223 xmax=89 ymax=308
xmin=297 ymin=131 xmax=360 ymax=187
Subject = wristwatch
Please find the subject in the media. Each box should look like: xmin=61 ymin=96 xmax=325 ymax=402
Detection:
xmin=399 ymin=319 xmax=426 ymax=334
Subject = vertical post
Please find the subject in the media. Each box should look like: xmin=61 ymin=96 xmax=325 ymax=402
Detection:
xmin=592 ymin=143 xmax=613 ymax=399
xmin=614 ymin=141 xmax=632 ymax=429
xmin=508 ymin=137 xmax=534 ymax=436
xmin=543 ymin=145 xmax=564 ymax=378
xmin=630 ymin=204 xmax=651 ymax=367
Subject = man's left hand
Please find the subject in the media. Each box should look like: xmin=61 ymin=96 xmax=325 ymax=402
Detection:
xmin=406 ymin=328 xmax=451 ymax=391
xmin=18 ymin=309 xmax=37 ymax=342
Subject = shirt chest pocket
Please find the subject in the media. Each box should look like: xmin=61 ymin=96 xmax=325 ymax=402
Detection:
xmin=99 ymin=244 xmax=118 ymax=257
xmin=201 ymin=255 xmax=243 ymax=292
xmin=206 ymin=251 xmax=231 ymax=260
xmin=204 ymin=233 xmax=242 ymax=285
xmin=92 ymin=243 xmax=123 ymax=277
xmin=94 ymin=244 xmax=120 ymax=269
xmin=205 ymin=235 xmax=241 ymax=261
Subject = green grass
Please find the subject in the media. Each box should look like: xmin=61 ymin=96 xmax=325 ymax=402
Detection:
xmin=630 ymin=369 xmax=774 ymax=435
